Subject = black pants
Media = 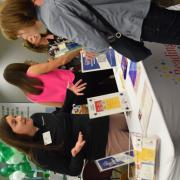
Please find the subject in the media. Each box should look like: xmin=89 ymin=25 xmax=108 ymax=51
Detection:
xmin=141 ymin=3 xmax=180 ymax=44
xmin=73 ymin=69 xmax=118 ymax=105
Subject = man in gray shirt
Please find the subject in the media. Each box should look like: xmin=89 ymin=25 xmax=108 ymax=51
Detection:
xmin=35 ymin=0 xmax=151 ymax=54
xmin=1 ymin=0 xmax=180 ymax=59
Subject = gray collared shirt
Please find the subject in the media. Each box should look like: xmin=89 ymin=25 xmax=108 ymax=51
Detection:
xmin=37 ymin=0 xmax=151 ymax=53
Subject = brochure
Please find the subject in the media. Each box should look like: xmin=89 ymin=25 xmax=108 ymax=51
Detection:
xmin=95 ymin=150 xmax=134 ymax=172
xmin=81 ymin=48 xmax=119 ymax=72
xmin=121 ymin=56 xmax=128 ymax=79
xmin=129 ymin=61 xmax=137 ymax=87
xmin=131 ymin=134 xmax=158 ymax=180
xmin=87 ymin=92 xmax=131 ymax=119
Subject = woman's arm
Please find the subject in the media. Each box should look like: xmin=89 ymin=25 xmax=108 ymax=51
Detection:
xmin=71 ymin=132 xmax=86 ymax=157
xmin=62 ymin=80 xmax=87 ymax=113
xmin=27 ymin=49 xmax=81 ymax=75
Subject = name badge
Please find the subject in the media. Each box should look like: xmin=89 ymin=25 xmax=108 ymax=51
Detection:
xmin=42 ymin=131 xmax=52 ymax=145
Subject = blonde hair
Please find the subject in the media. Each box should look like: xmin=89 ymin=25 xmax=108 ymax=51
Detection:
xmin=23 ymin=40 xmax=48 ymax=54
xmin=0 ymin=0 xmax=37 ymax=40
xmin=23 ymin=32 xmax=49 ymax=53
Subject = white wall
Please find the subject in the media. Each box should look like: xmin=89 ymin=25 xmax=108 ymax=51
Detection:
xmin=0 ymin=34 xmax=48 ymax=102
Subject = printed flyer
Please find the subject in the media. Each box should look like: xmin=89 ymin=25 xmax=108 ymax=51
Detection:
xmin=121 ymin=56 xmax=128 ymax=79
xmin=129 ymin=61 xmax=137 ymax=87
xmin=81 ymin=48 xmax=119 ymax=72
xmin=95 ymin=150 xmax=134 ymax=172
xmin=87 ymin=92 xmax=131 ymax=119
xmin=131 ymin=133 xmax=158 ymax=180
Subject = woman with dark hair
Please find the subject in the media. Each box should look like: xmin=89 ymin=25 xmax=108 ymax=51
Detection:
xmin=0 ymin=90 xmax=130 ymax=176
xmin=3 ymin=55 xmax=117 ymax=107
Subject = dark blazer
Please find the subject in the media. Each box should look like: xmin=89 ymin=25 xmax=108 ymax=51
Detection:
xmin=31 ymin=90 xmax=109 ymax=176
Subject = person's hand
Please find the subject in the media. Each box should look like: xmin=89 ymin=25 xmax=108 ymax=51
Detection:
xmin=80 ymin=50 xmax=96 ymax=61
xmin=67 ymin=79 xmax=87 ymax=96
xmin=71 ymin=131 xmax=86 ymax=157
xmin=45 ymin=34 xmax=54 ymax=40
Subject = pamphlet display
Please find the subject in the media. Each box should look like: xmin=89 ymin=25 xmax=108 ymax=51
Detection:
xmin=131 ymin=134 xmax=158 ymax=180
xmin=87 ymin=92 xmax=131 ymax=119
xmin=81 ymin=48 xmax=119 ymax=72
xmin=95 ymin=150 xmax=134 ymax=172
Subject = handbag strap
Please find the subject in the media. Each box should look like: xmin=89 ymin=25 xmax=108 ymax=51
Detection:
xmin=77 ymin=0 xmax=121 ymax=38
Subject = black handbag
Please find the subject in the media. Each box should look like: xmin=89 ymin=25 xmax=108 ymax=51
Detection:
xmin=77 ymin=0 xmax=152 ymax=62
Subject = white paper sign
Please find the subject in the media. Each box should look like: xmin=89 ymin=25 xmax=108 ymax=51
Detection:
xmin=87 ymin=92 xmax=131 ymax=119
xmin=42 ymin=131 xmax=52 ymax=145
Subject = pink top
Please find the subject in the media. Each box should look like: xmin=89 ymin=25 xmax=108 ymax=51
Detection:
xmin=26 ymin=69 xmax=75 ymax=103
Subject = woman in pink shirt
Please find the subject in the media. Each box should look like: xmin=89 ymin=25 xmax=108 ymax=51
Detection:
xmin=4 ymin=50 xmax=117 ymax=107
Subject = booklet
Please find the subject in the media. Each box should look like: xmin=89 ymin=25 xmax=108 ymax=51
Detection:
xmin=131 ymin=134 xmax=158 ymax=180
xmin=95 ymin=150 xmax=134 ymax=172
xmin=87 ymin=92 xmax=131 ymax=119
xmin=81 ymin=48 xmax=119 ymax=72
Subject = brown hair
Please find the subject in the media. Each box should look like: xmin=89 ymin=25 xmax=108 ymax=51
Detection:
xmin=3 ymin=63 xmax=43 ymax=95
xmin=0 ymin=115 xmax=64 ymax=165
xmin=0 ymin=0 xmax=37 ymax=40
xmin=23 ymin=33 xmax=49 ymax=54
xmin=23 ymin=39 xmax=48 ymax=54
xmin=0 ymin=115 xmax=38 ymax=164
